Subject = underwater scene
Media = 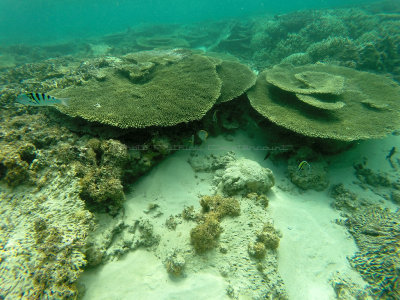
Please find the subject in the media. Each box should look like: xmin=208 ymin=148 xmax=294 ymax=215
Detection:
xmin=1 ymin=0 xmax=400 ymax=299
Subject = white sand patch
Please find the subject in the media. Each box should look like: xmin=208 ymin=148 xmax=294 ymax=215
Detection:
xmin=80 ymin=249 xmax=228 ymax=300
xmin=269 ymin=188 xmax=362 ymax=300
xmin=125 ymin=150 xmax=214 ymax=219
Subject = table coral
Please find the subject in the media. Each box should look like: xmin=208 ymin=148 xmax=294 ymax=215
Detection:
xmin=247 ymin=63 xmax=400 ymax=141
xmin=52 ymin=50 xmax=222 ymax=128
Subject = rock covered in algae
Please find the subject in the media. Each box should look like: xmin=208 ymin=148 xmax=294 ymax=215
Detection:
xmin=247 ymin=63 xmax=400 ymax=141
xmin=199 ymin=194 xmax=241 ymax=219
xmin=165 ymin=252 xmax=186 ymax=277
xmin=77 ymin=139 xmax=129 ymax=215
xmin=214 ymin=158 xmax=275 ymax=195
xmin=51 ymin=50 xmax=222 ymax=128
xmin=0 ymin=178 xmax=94 ymax=299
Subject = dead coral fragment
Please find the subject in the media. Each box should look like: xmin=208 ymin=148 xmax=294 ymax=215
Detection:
xmin=165 ymin=215 xmax=177 ymax=230
xmin=181 ymin=205 xmax=197 ymax=221
xmin=216 ymin=158 xmax=275 ymax=196
xmin=165 ymin=252 xmax=186 ymax=277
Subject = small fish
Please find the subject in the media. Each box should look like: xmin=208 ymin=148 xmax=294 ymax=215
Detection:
xmin=264 ymin=151 xmax=271 ymax=161
xmin=188 ymin=134 xmax=195 ymax=146
xmin=386 ymin=147 xmax=396 ymax=160
xmin=16 ymin=93 xmax=69 ymax=106
xmin=297 ymin=160 xmax=311 ymax=172
xmin=212 ymin=110 xmax=219 ymax=123
xmin=197 ymin=130 xmax=208 ymax=143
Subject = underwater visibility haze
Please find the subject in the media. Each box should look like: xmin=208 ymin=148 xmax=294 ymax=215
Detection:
xmin=0 ymin=0 xmax=400 ymax=299
xmin=0 ymin=0 xmax=379 ymax=44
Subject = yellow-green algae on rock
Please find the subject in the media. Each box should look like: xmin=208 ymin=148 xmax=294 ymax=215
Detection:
xmin=247 ymin=64 xmax=400 ymax=141
xmin=52 ymin=51 xmax=222 ymax=128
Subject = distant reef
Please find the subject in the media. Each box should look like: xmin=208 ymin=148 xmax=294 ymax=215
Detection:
xmin=1 ymin=2 xmax=399 ymax=82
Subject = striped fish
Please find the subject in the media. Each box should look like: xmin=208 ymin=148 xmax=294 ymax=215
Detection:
xmin=297 ymin=160 xmax=311 ymax=172
xmin=16 ymin=93 xmax=69 ymax=106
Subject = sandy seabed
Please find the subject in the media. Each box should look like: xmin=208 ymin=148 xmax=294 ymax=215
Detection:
xmin=77 ymin=128 xmax=399 ymax=299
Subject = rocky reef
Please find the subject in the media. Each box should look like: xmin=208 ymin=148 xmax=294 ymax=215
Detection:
xmin=0 ymin=111 xmax=95 ymax=298
xmin=214 ymin=157 xmax=275 ymax=196
xmin=0 ymin=2 xmax=399 ymax=299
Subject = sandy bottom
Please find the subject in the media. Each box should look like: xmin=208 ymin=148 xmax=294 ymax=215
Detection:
xmin=81 ymin=249 xmax=227 ymax=300
xmin=79 ymin=130 xmax=399 ymax=299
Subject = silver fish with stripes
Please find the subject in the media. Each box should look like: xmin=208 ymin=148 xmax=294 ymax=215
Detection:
xmin=16 ymin=93 xmax=69 ymax=106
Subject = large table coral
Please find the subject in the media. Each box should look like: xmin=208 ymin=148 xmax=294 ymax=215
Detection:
xmin=247 ymin=63 xmax=400 ymax=141
xmin=52 ymin=50 xmax=222 ymax=128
